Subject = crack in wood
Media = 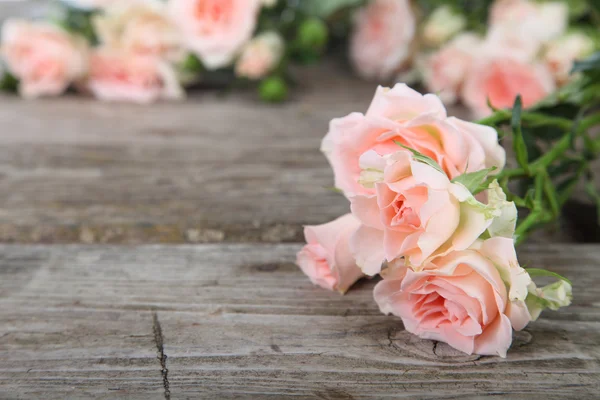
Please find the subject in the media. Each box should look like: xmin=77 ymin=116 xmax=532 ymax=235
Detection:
xmin=432 ymin=341 xmax=439 ymax=356
xmin=152 ymin=311 xmax=171 ymax=400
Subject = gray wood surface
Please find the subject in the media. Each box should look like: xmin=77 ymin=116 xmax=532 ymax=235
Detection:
xmin=1 ymin=243 xmax=599 ymax=399
xmin=0 ymin=64 xmax=384 ymax=244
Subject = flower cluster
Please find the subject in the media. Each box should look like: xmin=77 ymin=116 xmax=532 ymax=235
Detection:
xmin=297 ymin=84 xmax=572 ymax=357
xmin=0 ymin=0 xmax=321 ymax=103
xmin=349 ymin=0 xmax=598 ymax=117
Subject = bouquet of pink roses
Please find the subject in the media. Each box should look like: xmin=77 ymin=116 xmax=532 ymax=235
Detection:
xmin=0 ymin=0 xmax=329 ymax=103
xmin=296 ymin=49 xmax=600 ymax=355
xmin=347 ymin=0 xmax=599 ymax=117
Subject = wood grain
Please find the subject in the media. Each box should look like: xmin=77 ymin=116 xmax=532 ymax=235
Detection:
xmin=0 ymin=64 xmax=378 ymax=244
xmin=1 ymin=243 xmax=598 ymax=398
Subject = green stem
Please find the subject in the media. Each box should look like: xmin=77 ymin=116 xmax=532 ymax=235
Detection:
xmin=532 ymin=134 xmax=571 ymax=170
xmin=579 ymin=113 xmax=600 ymax=133
xmin=521 ymin=113 xmax=573 ymax=130
xmin=515 ymin=212 xmax=539 ymax=246
xmin=477 ymin=110 xmax=511 ymax=126
xmin=497 ymin=168 xmax=526 ymax=180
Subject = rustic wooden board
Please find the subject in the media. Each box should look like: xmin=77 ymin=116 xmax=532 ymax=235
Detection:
xmin=0 ymin=64 xmax=384 ymax=244
xmin=0 ymin=1 xmax=49 ymax=23
xmin=1 ymin=244 xmax=598 ymax=398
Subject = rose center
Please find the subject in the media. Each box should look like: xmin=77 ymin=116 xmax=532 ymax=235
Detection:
xmin=391 ymin=194 xmax=421 ymax=228
xmin=195 ymin=0 xmax=233 ymax=25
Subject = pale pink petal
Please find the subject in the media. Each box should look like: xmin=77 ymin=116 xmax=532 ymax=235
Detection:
xmin=447 ymin=117 xmax=506 ymax=171
xmin=333 ymin=224 xmax=365 ymax=293
xmin=350 ymin=225 xmax=386 ymax=275
xmin=367 ymin=84 xmax=447 ymax=120
xmin=505 ymin=300 xmax=531 ymax=331
xmin=296 ymin=245 xmax=337 ymax=291
xmin=440 ymin=322 xmax=476 ymax=354
xmin=350 ymin=195 xmax=384 ymax=230
xmin=474 ymin=314 xmax=513 ymax=358
xmin=410 ymin=160 xmax=451 ymax=191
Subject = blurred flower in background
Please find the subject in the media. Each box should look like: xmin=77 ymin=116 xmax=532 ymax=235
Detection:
xmin=0 ymin=0 xmax=597 ymax=110
xmin=235 ymin=31 xmax=283 ymax=80
xmin=349 ymin=0 xmax=416 ymax=81
xmin=421 ymin=5 xmax=466 ymax=48
xmin=86 ymin=49 xmax=183 ymax=103
xmin=1 ymin=19 xmax=87 ymax=98
xmin=168 ymin=0 xmax=261 ymax=70
xmin=93 ymin=0 xmax=185 ymax=63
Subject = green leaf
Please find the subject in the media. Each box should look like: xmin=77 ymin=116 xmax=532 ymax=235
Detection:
xmin=525 ymin=268 xmax=572 ymax=285
xmin=181 ymin=54 xmax=204 ymax=74
xmin=394 ymin=141 xmax=445 ymax=175
xmin=324 ymin=186 xmax=344 ymax=194
xmin=571 ymin=51 xmax=600 ymax=74
xmin=511 ymin=96 xmax=530 ymax=173
xmin=0 ymin=73 xmax=18 ymax=92
xmin=451 ymin=167 xmax=497 ymax=194
xmin=298 ymin=0 xmax=364 ymax=19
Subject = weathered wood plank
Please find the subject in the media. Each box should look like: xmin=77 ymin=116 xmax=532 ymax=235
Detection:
xmin=1 ymin=244 xmax=598 ymax=398
xmin=0 ymin=1 xmax=49 ymax=23
xmin=0 ymin=65 xmax=377 ymax=244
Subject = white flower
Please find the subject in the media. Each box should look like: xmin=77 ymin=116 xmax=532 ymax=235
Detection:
xmin=544 ymin=31 xmax=596 ymax=85
xmin=93 ymin=0 xmax=184 ymax=62
xmin=526 ymin=279 xmax=572 ymax=320
xmin=422 ymin=5 xmax=466 ymax=47
xmin=235 ymin=31 xmax=284 ymax=80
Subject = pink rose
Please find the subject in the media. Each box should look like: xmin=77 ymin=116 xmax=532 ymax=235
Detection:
xmin=483 ymin=25 xmax=542 ymax=63
xmin=1 ymin=19 xmax=88 ymax=98
xmin=296 ymin=214 xmax=364 ymax=293
xmin=349 ymin=150 xmax=513 ymax=274
xmin=350 ymin=0 xmax=416 ymax=80
xmin=374 ymin=237 xmax=532 ymax=357
xmin=168 ymin=0 xmax=262 ymax=70
xmin=461 ymin=57 xmax=555 ymax=118
xmin=544 ymin=32 xmax=595 ymax=86
xmin=93 ymin=1 xmax=184 ymax=62
xmin=321 ymin=84 xmax=506 ymax=197
xmin=490 ymin=0 xmax=567 ymax=44
xmin=423 ymin=33 xmax=482 ymax=104
xmin=235 ymin=31 xmax=284 ymax=80
xmin=86 ymin=49 xmax=184 ymax=103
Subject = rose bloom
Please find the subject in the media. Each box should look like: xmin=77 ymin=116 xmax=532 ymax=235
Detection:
xmin=1 ymin=19 xmax=88 ymax=98
xmin=235 ymin=31 xmax=284 ymax=80
xmin=422 ymin=33 xmax=482 ymax=104
xmin=321 ymin=84 xmax=505 ymax=197
xmin=350 ymin=0 xmax=416 ymax=81
xmin=349 ymin=150 xmax=514 ymax=274
xmin=462 ymin=57 xmax=555 ymax=118
xmin=93 ymin=0 xmax=184 ymax=62
xmin=544 ymin=32 xmax=595 ymax=86
xmin=374 ymin=237 xmax=532 ymax=357
xmin=168 ymin=0 xmax=262 ymax=70
xmin=490 ymin=0 xmax=568 ymax=44
xmin=86 ymin=49 xmax=184 ymax=103
xmin=296 ymin=214 xmax=364 ymax=293
xmin=422 ymin=5 xmax=466 ymax=48
xmin=483 ymin=25 xmax=542 ymax=63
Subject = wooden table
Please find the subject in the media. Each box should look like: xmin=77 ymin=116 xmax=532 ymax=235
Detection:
xmin=0 ymin=53 xmax=598 ymax=398
xmin=1 ymin=244 xmax=599 ymax=399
